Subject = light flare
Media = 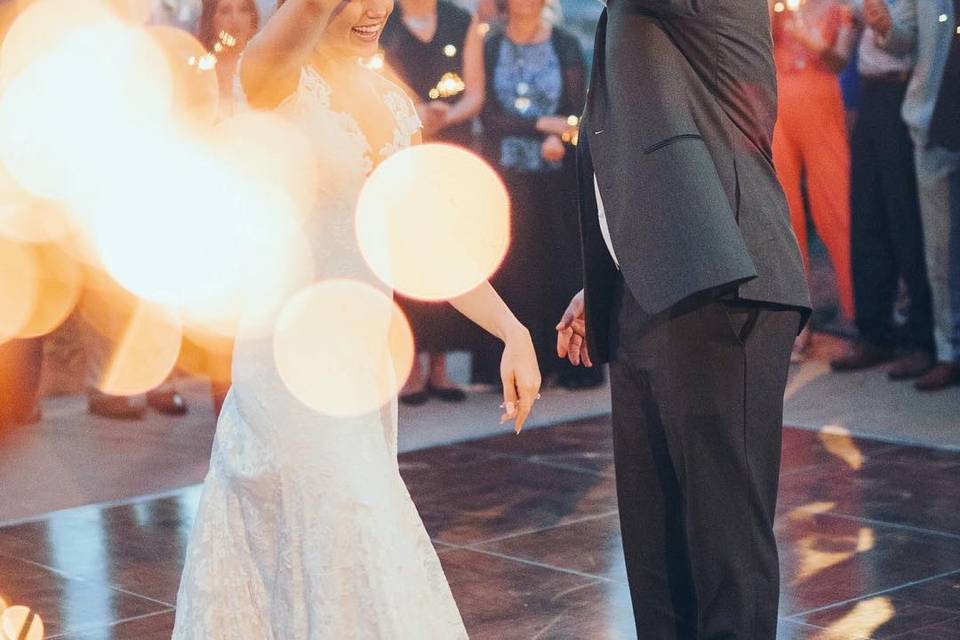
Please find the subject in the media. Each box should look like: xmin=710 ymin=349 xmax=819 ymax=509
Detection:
xmin=356 ymin=144 xmax=510 ymax=301
xmin=273 ymin=280 xmax=415 ymax=418
xmin=13 ymin=242 xmax=82 ymax=339
xmin=95 ymin=299 xmax=183 ymax=396
xmin=0 ymin=19 xmax=173 ymax=203
xmin=815 ymin=597 xmax=894 ymax=640
xmin=0 ymin=236 xmax=38 ymax=343
xmin=0 ymin=605 xmax=44 ymax=640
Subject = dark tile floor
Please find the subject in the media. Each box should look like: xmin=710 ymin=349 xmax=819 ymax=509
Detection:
xmin=1 ymin=418 xmax=959 ymax=639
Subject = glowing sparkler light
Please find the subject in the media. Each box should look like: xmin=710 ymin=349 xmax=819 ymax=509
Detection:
xmin=773 ymin=2 xmax=785 ymax=12
xmin=477 ymin=22 xmax=491 ymax=37
xmin=218 ymin=30 xmax=237 ymax=48
xmin=786 ymin=0 xmax=801 ymax=10
xmin=0 ymin=237 xmax=39 ymax=344
xmin=0 ymin=605 xmax=44 ymax=640
xmin=148 ymin=25 xmax=220 ymax=127
xmin=273 ymin=280 xmax=415 ymax=417
xmin=428 ymin=71 xmax=466 ymax=100
xmin=939 ymin=13 xmax=948 ymax=23
xmin=443 ymin=44 xmax=457 ymax=57
xmin=356 ymin=144 xmax=510 ymax=301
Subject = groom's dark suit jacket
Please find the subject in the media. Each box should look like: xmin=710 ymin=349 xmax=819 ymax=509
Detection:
xmin=577 ymin=0 xmax=811 ymax=363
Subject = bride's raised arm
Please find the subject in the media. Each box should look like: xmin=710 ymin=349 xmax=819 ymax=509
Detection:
xmin=240 ymin=0 xmax=337 ymax=108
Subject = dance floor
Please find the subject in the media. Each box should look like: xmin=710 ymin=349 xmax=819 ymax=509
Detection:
xmin=0 ymin=417 xmax=958 ymax=639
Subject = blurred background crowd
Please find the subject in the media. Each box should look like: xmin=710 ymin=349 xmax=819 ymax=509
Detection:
xmin=0 ymin=0 xmax=957 ymax=429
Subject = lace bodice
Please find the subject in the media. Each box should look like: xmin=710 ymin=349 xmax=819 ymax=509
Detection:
xmin=268 ymin=63 xmax=421 ymax=284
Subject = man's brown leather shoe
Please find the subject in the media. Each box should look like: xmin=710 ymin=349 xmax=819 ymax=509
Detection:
xmin=830 ymin=342 xmax=895 ymax=371
xmin=914 ymin=363 xmax=960 ymax=391
xmin=888 ymin=350 xmax=935 ymax=380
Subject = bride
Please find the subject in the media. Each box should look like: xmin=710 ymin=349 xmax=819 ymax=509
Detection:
xmin=170 ymin=0 xmax=542 ymax=637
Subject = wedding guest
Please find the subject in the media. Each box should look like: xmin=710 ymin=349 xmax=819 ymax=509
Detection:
xmin=198 ymin=0 xmax=260 ymax=120
xmin=473 ymin=0 xmax=599 ymax=388
xmin=197 ymin=0 xmax=260 ymax=413
xmin=380 ymin=0 xmax=484 ymax=404
xmin=830 ymin=0 xmax=935 ymax=379
xmin=866 ymin=0 xmax=960 ymax=390
xmin=771 ymin=0 xmax=857 ymax=360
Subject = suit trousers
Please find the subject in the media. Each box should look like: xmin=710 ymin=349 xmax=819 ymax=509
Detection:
xmin=850 ymin=79 xmax=933 ymax=351
xmin=609 ymin=278 xmax=799 ymax=639
xmin=913 ymin=141 xmax=960 ymax=363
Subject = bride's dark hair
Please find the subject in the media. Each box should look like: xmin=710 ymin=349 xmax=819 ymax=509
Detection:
xmin=197 ymin=0 xmax=261 ymax=51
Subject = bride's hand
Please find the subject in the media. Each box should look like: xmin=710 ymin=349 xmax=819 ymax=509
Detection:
xmin=499 ymin=326 xmax=542 ymax=434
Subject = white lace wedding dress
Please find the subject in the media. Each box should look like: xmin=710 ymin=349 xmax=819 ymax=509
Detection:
xmin=171 ymin=63 xmax=469 ymax=639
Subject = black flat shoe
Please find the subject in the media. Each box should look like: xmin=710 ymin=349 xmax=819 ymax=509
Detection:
xmin=146 ymin=389 xmax=188 ymax=416
xmin=427 ymin=383 xmax=467 ymax=403
xmin=88 ymin=392 xmax=145 ymax=420
xmin=399 ymin=390 xmax=429 ymax=406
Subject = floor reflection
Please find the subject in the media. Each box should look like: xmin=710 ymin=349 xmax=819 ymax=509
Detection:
xmin=0 ymin=420 xmax=957 ymax=639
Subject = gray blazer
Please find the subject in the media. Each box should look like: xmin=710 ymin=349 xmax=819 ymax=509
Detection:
xmin=577 ymin=0 xmax=810 ymax=362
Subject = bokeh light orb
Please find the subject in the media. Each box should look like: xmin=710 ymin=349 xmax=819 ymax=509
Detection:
xmin=15 ymin=243 xmax=82 ymax=338
xmin=0 ymin=236 xmax=38 ymax=343
xmin=92 ymin=299 xmax=183 ymax=396
xmin=0 ymin=605 xmax=43 ymax=640
xmin=355 ymin=144 xmax=510 ymax=301
xmin=273 ymin=280 xmax=414 ymax=418
xmin=210 ymin=111 xmax=319 ymax=220
xmin=0 ymin=0 xmax=116 ymax=83
xmin=0 ymin=18 xmax=172 ymax=203
xmin=82 ymin=137 xmax=313 ymax=341
xmin=0 ymin=165 xmax=72 ymax=243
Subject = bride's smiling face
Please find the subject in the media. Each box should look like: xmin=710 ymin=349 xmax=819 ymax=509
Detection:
xmin=318 ymin=0 xmax=393 ymax=59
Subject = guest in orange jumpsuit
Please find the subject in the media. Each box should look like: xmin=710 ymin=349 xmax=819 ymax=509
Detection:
xmin=772 ymin=0 xmax=856 ymax=358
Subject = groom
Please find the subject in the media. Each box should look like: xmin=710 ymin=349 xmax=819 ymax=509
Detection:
xmin=557 ymin=0 xmax=811 ymax=637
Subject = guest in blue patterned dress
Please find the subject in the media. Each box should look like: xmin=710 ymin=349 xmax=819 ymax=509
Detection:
xmin=473 ymin=0 xmax=601 ymax=389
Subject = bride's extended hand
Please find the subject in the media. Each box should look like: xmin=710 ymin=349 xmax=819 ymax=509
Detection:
xmin=500 ymin=326 xmax=542 ymax=434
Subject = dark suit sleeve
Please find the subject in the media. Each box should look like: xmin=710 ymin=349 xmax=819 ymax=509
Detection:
xmin=616 ymin=0 xmax=712 ymax=19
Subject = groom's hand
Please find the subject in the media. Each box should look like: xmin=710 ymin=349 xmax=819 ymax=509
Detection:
xmin=556 ymin=290 xmax=593 ymax=368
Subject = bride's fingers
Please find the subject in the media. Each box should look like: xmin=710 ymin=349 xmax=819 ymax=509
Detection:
xmin=514 ymin=382 xmax=538 ymax=433
xmin=500 ymin=371 xmax=519 ymax=424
